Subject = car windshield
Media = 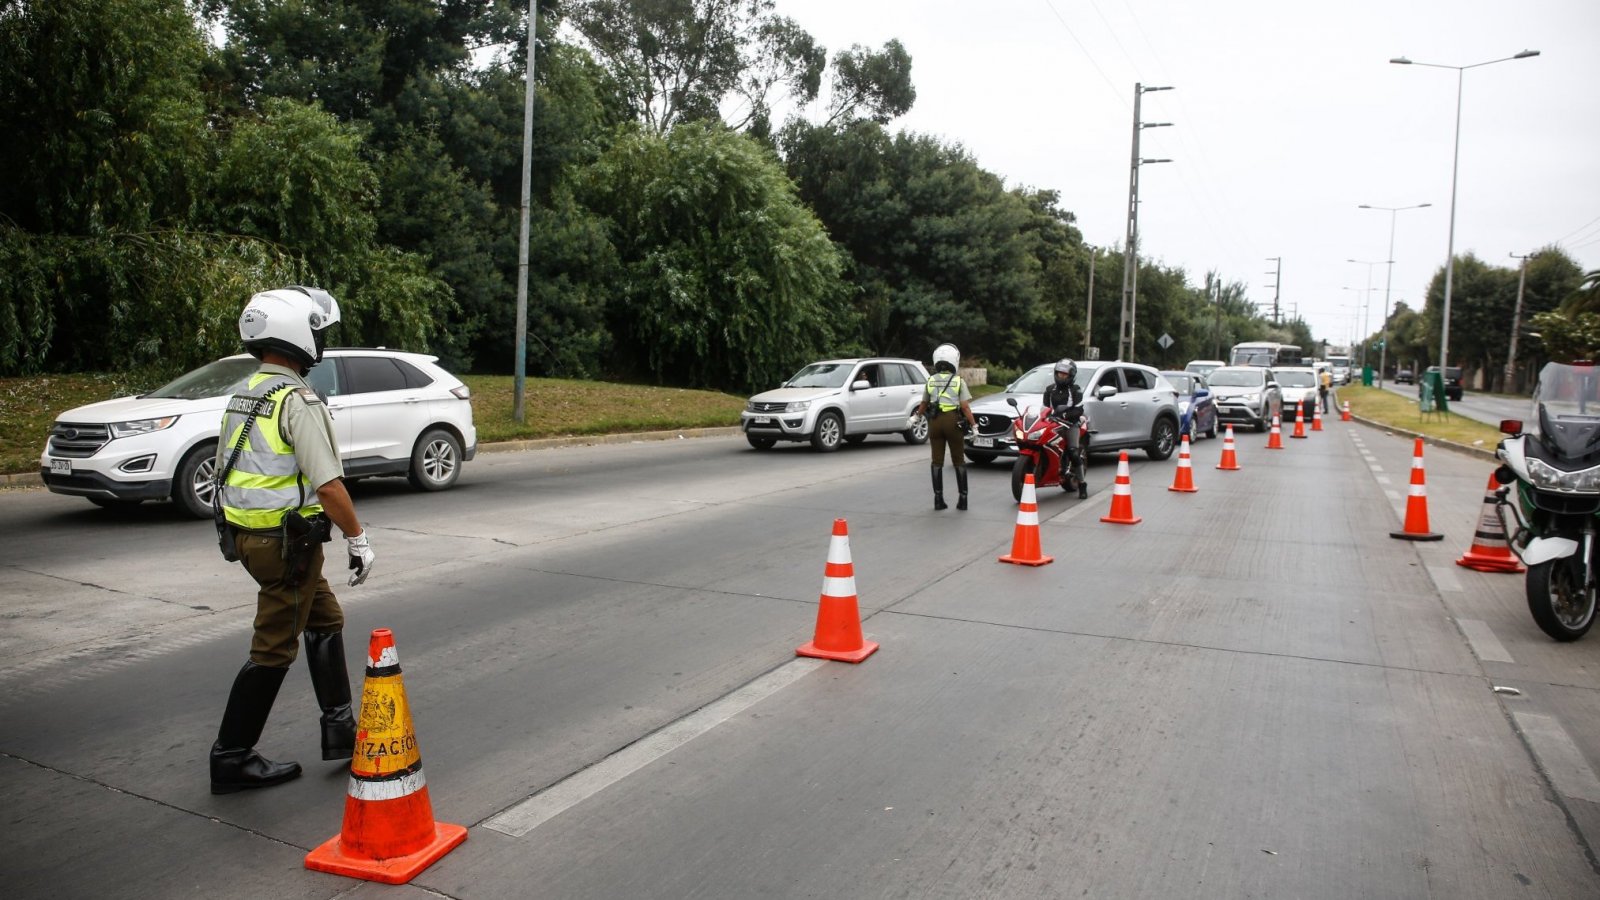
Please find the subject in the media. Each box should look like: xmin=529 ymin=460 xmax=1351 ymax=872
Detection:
xmin=146 ymin=357 xmax=258 ymax=400
xmin=1534 ymin=363 xmax=1600 ymax=457
xmin=1277 ymin=371 xmax=1316 ymax=388
xmin=1162 ymin=373 xmax=1198 ymax=395
xmin=785 ymin=363 xmax=853 ymax=389
xmin=1207 ymin=370 xmax=1262 ymax=387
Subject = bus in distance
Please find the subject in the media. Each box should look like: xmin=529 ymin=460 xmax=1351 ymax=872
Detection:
xmin=1229 ymin=341 xmax=1303 ymax=367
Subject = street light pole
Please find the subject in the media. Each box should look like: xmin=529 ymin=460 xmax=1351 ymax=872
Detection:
xmin=1359 ymin=202 xmax=1431 ymax=389
xmin=1118 ymin=83 xmax=1172 ymax=362
xmin=1390 ymin=49 xmax=1539 ymax=379
xmin=512 ymin=0 xmax=539 ymax=423
xmin=1507 ymin=251 xmax=1532 ymax=391
xmin=1084 ymin=247 xmax=1096 ymax=359
xmin=1347 ymin=258 xmax=1384 ymax=372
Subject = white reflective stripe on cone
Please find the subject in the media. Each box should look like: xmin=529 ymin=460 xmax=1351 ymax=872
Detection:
xmin=1410 ymin=484 xmax=1427 ymax=497
xmin=827 ymin=536 xmax=851 ymax=565
xmin=370 ymin=645 xmax=399 ymax=668
xmin=822 ymin=576 xmax=857 ymax=597
xmin=1016 ymin=509 xmax=1039 ymax=527
xmin=347 ymin=768 xmax=427 ymax=802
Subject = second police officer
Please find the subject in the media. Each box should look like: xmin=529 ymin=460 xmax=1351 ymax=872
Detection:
xmin=208 ymin=286 xmax=377 ymax=794
xmin=916 ymin=343 xmax=978 ymax=511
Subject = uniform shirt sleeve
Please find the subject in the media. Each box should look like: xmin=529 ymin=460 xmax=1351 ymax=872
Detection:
xmin=278 ymin=388 xmax=345 ymax=491
xmin=958 ymin=379 xmax=972 ymax=403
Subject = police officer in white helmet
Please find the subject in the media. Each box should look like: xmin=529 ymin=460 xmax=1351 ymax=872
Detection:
xmin=208 ymin=286 xmax=376 ymax=794
xmin=915 ymin=343 xmax=978 ymax=510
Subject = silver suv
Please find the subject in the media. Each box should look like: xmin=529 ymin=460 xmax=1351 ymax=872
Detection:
xmin=40 ymin=350 xmax=477 ymax=517
xmin=1207 ymin=366 xmax=1283 ymax=432
xmin=741 ymin=358 xmax=931 ymax=451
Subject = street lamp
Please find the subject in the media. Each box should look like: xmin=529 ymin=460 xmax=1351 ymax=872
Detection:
xmin=1348 ymin=259 xmax=1385 ymax=371
xmin=1341 ymin=287 xmax=1369 ymax=363
xmin=1359 ymin=202 xmax=1431 ymax=388
xmin=1390 ymin=49 xmax=1539 ymax=379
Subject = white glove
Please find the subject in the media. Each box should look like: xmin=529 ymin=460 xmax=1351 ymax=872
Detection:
xmin=347 ymin=532 xmax=375 ymax=586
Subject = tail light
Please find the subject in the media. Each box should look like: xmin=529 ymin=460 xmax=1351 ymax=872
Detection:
xmin=1499 ymin=419 xmax=1522 ymax=435
xmin=450 ymin=385 xmax=471 ymax=400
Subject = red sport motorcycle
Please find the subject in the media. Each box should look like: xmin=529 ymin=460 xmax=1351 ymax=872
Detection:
xmin=1005 ymin=398 xmax=1091 ymax=501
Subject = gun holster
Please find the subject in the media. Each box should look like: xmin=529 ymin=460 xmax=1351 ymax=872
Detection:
xmin=215 ymin=509 xmax=240 ymax=563
xmin=280 ymin=511 xmax=333 ymax=587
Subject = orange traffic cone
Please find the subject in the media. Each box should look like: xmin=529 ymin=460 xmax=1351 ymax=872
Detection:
xmin=1456 ymin=472 xmax=1525 ymax=572
xmin=1100 ymin=452 xmax=1142 ymax=525
xmin=797 ymin=518 xmax=880 ymax=661
xmin=1390 ymin=438 xmax=1443 ymax=541
xmin=1341 ymin=401 xmax=1352 ymax=422
xmin=999 ymin=474 xmax=1054 ymax=566
xmin=1266 ymin=415 xmax=1284 ymax=449
xmin=1312 ymin=406 xmax=1324 ymax=432
xmin=1169 ymin=434 xmax=1198 ymax=493
xmin=1290 ymin=405 xmax=1307 ymax=438
xmin=305 ymin=629 xmax=467 ymax=885
xmin=1216 ymin=425 xmax=1241 ymax=471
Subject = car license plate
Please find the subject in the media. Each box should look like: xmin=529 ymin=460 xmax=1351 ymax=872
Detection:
xmin=754 ymin=417 xmax=772 ymax=425
xmin=971 ymin=436 xmax=994 ymax=448
xmin=50 ymin=458 xmax=72 ymax=475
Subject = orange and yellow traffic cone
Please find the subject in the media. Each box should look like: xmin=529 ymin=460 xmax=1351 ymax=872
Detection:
xmin=1390 ymin=438 xmax=1443 ymax=542
xmin=1000 ymin=474 xmax=1054 ymax=566
xmin=1216 ymin=424 xmax=1241 ymax=471
xmin=1455 ymin=472 xmax=1525 ymax=572
xmin=1290 ymin=405 xmax=1307 ymax=439
xmin=1341 ymin=401 xmax=1352 ymax=422
xmin=305 ymin=629 xmax=467 ymax=885
xmin=1312 ymin=406 xmax=1324 ymax=432
xmin=1100 ymin=452 xmax=1142 ymax=525
xmin=1169 ymin=434 xmax=1198 ymax=493
xmin=797 ymin=518 xmax=880 ymax=661
xmin=1266 ymin=415 xmax=1284 ymax=450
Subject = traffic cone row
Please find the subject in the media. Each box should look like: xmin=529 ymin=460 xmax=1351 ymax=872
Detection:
xmin=1390 ymin=438 xmax=1443 ymax=542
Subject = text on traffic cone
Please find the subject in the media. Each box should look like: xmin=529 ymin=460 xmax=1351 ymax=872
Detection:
xmin=1390 ymin=438 xmax=1443 ymax=542
xmin=798 ymin=519 xmax=880 ymax=662
xmin=1000 ymin=474 xmax=1055 ymax=566
xmin=1216 ymin=425 xmax=1241 ymax=471
xmin=1100 ymin=452 xmax=1142 ymax=525
xmin=1455 ymin=472 xmax=1524 ymax=572
xmin=305 ymin=629 xmax=467 ymax=884
xmin=1169 ymin=434 xmax=1198 ymax=493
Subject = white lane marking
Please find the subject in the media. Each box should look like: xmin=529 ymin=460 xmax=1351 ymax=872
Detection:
xmin=1513 ymin=712 xmax=1600 ymax=803
xmin=1456 ymin=618 xmax=1514 ymax=663
xmin=1369 ymin=464 xmax=1385 ymax=473
xmin=1384 ymin=489 xmax=1401 ymax=502
xmin=483 ymin=658 xmax=826 ymax=837
xmin=1427 ymin=564 xmax=1464 ymax=593
xmin=1376 ymin=475 xmax=1392 ymax=485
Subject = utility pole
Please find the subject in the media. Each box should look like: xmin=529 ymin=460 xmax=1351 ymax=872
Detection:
xmin=1507 ymin=251 xmax=1532 ymax=392
xmin=511 ymin=0 xmax=538 ymax=423
xmin=1211 ymin=274 xmax=1224 ymax=359
xmin=1084 ymin=248 xmax=1096 ymax=359
xmin=1118 ymin=83 xmax=1172 ymax=361
xmin=1264 ymin=257 xmax=1282 ymax=324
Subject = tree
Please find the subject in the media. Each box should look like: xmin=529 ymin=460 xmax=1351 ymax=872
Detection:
xmin=580 ymin=123 xmax=849 ymax=390
xmin=824 ymin=39 xmax=915 ymax=126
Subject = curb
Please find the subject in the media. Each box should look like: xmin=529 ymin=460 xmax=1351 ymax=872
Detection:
xmin=1 ymin=426 xmax=745 ymax=490
xmin=1347 ymin=413 xmax=1497 ymax=462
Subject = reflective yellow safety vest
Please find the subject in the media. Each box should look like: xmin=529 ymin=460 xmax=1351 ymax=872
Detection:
xmin=219 ymin=373 xmax=324 ymax=530
xmin=925 ymin=372 xmax=965 ymax=412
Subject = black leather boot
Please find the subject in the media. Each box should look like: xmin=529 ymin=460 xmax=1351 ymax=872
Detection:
xmin=955 ymin=466 xmax=969 ymax=510
xmin=210 ymin=662 xmax=301 ymax=794
xmin=931 ymin=466 xmax=947 ymax=510
xmin=304 ymin=630 xmax=356 ymax=761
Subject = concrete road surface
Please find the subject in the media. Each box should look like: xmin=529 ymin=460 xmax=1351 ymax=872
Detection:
xmin=1378 ymin=378 xmax=1532 ymax=429
xmin=2 ymin=422 xmax=1598 ymax=899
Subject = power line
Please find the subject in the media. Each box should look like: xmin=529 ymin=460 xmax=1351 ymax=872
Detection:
xmin=1554 ymin=213 xmax=1600 ymax=244
xmin=1038 ymin=0 xmax=1128 ymax=107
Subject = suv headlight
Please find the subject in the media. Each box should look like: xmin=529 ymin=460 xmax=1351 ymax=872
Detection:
xmin=785 ymin=400 xmax=811 ymax=412
xmin=1527 ymin=457 xmax=1600 ymax=492
xmin=109 ymin=416 xmax=180 ymax=438
xmin=1243 ymin=392 xmax=1261 ymax=404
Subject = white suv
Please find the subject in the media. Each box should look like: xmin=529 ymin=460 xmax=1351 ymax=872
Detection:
xmin=39 ymin=349 xmax=477 ymax=517
xmin=741 ymin=358 xmax=931 ymax=451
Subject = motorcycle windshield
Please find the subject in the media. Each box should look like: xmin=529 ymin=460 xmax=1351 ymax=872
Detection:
xmin=1533 ymin=362 xmax=1600 ymax=458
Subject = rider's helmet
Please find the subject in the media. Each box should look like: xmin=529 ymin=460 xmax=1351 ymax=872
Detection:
xmin=932 ymin=343 xmax=960 ymax=374
xmin=238 ymin=286 xmax=341 ymax=371
xmin=1053 ymin=358 xmax=1077 ymax=388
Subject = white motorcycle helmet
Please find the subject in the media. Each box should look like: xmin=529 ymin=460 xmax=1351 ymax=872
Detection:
xmin=238 ymin=286 xmax=342 ymax=370
xmin=932 ymin=343 xmax=960 ymax=374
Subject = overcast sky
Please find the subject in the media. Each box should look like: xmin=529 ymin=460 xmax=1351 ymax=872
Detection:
xmin=774 ymin=0 xmax=1600 ymax=355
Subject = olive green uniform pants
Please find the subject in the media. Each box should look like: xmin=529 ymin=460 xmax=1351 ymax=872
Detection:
xmin=234 ymin=531 xmax=343 ymax=668
xmin=928 ymin=411 xmax=966 ymax=467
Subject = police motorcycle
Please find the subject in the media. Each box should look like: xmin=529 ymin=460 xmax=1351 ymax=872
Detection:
xmin=1495 ymin=361 xmax=1600 ymax=641
xmin=1005 ymin=397 xmax=1090 ymax=501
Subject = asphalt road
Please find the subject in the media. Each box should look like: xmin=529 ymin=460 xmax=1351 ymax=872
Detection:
xmin=1376 ymin=378 xmax=1533 ymax=428
xmin=3 ymin=423 xmax=1599 ymax=899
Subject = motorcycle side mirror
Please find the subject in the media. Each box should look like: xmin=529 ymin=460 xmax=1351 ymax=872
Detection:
xmin=1006 ymin=397 xmax=1020 ymax=408
xmin=1500 ymin=419 xmax=1523 ymax=435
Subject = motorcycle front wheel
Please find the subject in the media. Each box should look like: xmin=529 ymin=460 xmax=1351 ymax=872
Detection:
xmin=1011 ymin=455 xmax=1029 ymax=503
xmin=1527 ymin=557 xmax=1597 ymax=642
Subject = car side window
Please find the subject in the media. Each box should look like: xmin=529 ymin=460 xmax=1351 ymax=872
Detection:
xmin=343 ymin=357 xmax=409 ymax=394
xmin=854 ymin=364 xmax=877 ymax=388
xmin=1121 ymin=368 xmax=1152 ymax=391
xmin=396 ymin=359 xmax=435 ymax=389
xmin=306 ymin=360 xmax=340 ymax=399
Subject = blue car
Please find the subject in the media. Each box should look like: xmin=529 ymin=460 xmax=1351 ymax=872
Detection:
xmin=1160 ymin=370 xmax=1218 ymax=441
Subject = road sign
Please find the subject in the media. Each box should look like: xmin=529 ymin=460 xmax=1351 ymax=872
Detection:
xmin=1157 ymin=333 xmax=1174 ymax=349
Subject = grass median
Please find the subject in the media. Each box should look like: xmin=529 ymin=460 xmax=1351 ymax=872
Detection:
xmin=1337 ymin=385 xmax=1502 ymax=449
xmin=0 ymin=372 xmax=748 ymax=475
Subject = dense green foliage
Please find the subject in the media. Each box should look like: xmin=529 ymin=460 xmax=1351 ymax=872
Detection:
xmin=3 ymin=0 xmax=1300 ymax=393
